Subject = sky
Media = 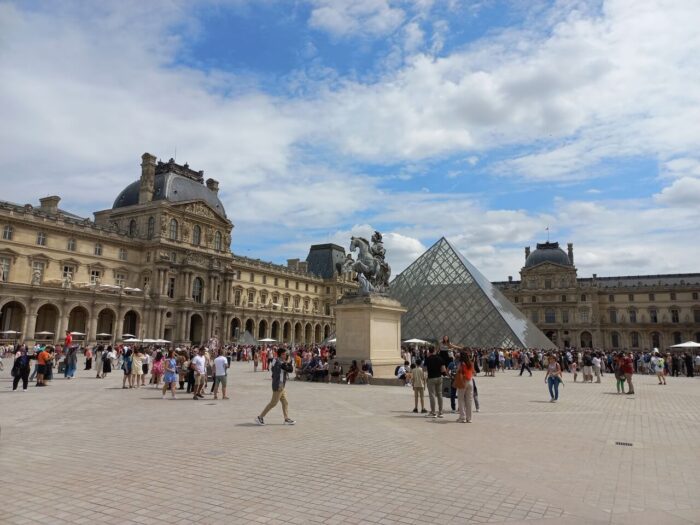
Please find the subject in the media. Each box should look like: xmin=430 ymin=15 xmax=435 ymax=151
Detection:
xmin=1 ymin=0 xmax=699 ymax=281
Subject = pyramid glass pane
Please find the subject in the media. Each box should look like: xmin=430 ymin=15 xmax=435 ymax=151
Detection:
xmin=389 ymin=238 xmax=556 ymax=349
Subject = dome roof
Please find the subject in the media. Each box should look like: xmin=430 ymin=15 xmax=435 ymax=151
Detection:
xmin=112 ymin=172 xmax=227 ymax=219
xmin=525 ymin=242 xmax=571 ymax=268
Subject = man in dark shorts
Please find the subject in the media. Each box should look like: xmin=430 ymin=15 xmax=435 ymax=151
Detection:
xmin=36 ymin=346 xmax=51 ymax=386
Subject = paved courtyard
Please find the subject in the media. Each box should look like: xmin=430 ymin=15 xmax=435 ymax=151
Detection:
xmin=1 ymin=359 xmax=699 ymax=525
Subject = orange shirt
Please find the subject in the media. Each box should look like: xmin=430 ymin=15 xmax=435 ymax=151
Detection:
xmin=460 ymin=362 xmax=474 ymax=382
xmin=37 ymin=350 xmax=50 ymax=365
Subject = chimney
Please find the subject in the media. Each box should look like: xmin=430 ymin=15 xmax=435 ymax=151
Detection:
xmin=525 ymin=246 xmax=530 ymax=260
xmin=567 ymin=242 xmax=574 ymax=264
xmin=39 ymin=196 xmax=60 ymax=214
xmin=139 ymin=152 xmax=157 ymax=204
xmin=206 ymin=178 xmax=219 ymax=194
xmin=287 ymin=258 xmax=299 ymax=270
xmin=298 ymin=261 xmax=308 ymax=273
xmin=508 ymin=276 xmax=513 ymax=282
xmin=592 ymin=273 xmax=597 ymax=280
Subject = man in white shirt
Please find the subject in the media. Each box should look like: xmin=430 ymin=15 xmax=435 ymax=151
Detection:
xmin=191 ymin=348 xmax=207 ymax=400
xmin=213 ymin=350 xmax=229 ymax=400
xmin=592 ymin=355 xmax=602 ymax=383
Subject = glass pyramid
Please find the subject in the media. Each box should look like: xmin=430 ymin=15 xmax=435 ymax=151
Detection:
xmin=389 ymin=237 xmax=556 ymax=349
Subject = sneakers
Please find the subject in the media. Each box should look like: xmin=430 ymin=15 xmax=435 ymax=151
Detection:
xmin=256 ymin=416 xmax=265 ymax=426
xmin=412 ymin=408 xmax=418 ymax=413
xmin=284 ymin=418 xmax=296 ymax=425
xmin=425 ymin=412 xmax=436 ymax=418
xmin=436 ymin=413 xmax=444 ymax=419
xmin=420 ymin=409 xmax=428 ymax=414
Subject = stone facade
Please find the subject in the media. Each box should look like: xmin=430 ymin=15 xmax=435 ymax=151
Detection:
xmin=494 ymin=242 xmax=700 ymax=350
xmin=0 ymin=153 xmax=354 ymax=346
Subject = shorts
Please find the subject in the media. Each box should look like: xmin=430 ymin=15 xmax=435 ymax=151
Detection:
xmin=132 ymin=367 xmax=143 ymax=376
xmin=37 ymin=364 xmax=46 ymax=375
xmin=215 ymin=375 xmax=227 ymax=387
xmin=583 ymin=366 xmax=592 ymax=375
xmin=142 ymin=364 xmax=148 ymax=374
xmin=195 ymin=373 xmax=206 ymax=386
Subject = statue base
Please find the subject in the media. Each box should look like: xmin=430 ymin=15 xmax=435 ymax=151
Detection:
xmin=334 ymin=293 xmax=407 ymax=380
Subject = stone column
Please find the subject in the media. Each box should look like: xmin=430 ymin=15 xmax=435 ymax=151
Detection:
xmin=115 ymin=307 xmax=125 ymax=342
xmin=88 ymin=308 xmax=99 ymax=346
xmin=25 ymin=301 xmax=38 ymax=344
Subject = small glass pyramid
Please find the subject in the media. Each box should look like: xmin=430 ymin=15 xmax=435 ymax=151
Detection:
xmin=390 ymin=237 xmax=556 ymax=349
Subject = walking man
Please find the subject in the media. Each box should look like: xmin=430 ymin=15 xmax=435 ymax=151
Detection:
xmin=213 ymin=349 xmax=230 ymax=400
xmin=256 ymin=348 xmax=296 ymax=426
xmin=191 ymin=347 xmax=206 ymax=400
xmin=425 ymin=347 xmax=446 ymax=418
xmin=519 ymin=350 xmax=533 ymax=376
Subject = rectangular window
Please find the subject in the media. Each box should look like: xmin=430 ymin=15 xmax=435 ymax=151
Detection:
xmin=531 ymin=296 xmax=537 ymax=303
xmin=262 ymin=275 xmax=267 ymax=284
xmin=628 ymin=293 xmax=634 ymax=301
xmin=0 ymin=257 xmax=10 ymax=282
xmin=294 ymin=297 xmax=300 ymax=308
xmin=2 ymin=225 xmax=13 ymax=241
xmin=324 ymin=303 xmax=330 ymax=315
xmin=650 ymin=309 xmax=658 ymax=323
xmin=143 ymin=276 xmax=150 ymax=290
xmin=249 ymin=273 xmax=255 ymax=283
xmin=119 ymin=248 xmax=127 ymax=261
xmin=562 ymin=310 xmax=569 ymax=323
xmin=146 ymin=251 xmax=151 ymax=262
xmin=561 ymin=295 xmax=567 ymax=302
xmin=248 ymin=291 xmax=254 ymax=305
xmin=283 ymin=297 xmax=289 ymax=307
xmin=234 ymin=291 xmax=241 ymax=306
xmin=325 ymin=286 xmax=330 ymax=294
xmin=671 ymin=309 xmax=679 ymax=323
xmin=314 ymin=285 xmax=317 ymax=293
xmin=167 ymin=277 xmax=175 ymax=298
xmin=609 ymin=310 xmax=617 ymax=323
xmin=694 ymin=310 xmax=700 ymax=323
xmin=274 ymin=277 xmax=278 ymax=286
xmin=115 ymin=273 xmax=126 ymax=287
xmin=544 ymin=279 xmax=552 ymax=289
xmin=94 ymin=243 xmax=102 ymax=256
xmin=36 ymin=232 xmax=46 ymax=246
xmin=649 ymin=293 xmax=655 ymax=301
xmin=32 ymin=261 xmax=45 ymax=284
xmin=629 ymin=310 xmax=637 ymax=323
xmin=514 ymin=296 xmax=519 ymax=303
xmin=62 ymin=265 xmax=75 ymax=280
xmin=304 ymin=299 xmax=309 ymax=310
xmin=693 ymin=292 xmax=698 ymax=300
xmin=90 ymin=269 xmax=102 ymax=284
xmin=216 ymin=284 xmax=221 ymax=302
xmin=580 ymin=294 xmax=587 ymax=301
xmin=545 ymin=310 xmax=555 ymax=323
xmin=580 ymin=310 xmax=589 ymax=323
xmin=295 ymin=282 xmax=299 ymax=290
xmin=670 ymin=292 xmax=676 ymax=301
xmin=305 ymin=283 xmax=309 ymax=292
xmin=285 ymin=279 xmax=289 ymax=288
xmin=530 ymin=311 xmax=539 ymax=323
xmin=261 ymin=292 xmax=268 ymax=304
xmin=608 ymin=294 xmax=615 ymax=302
xmin=67 ymin=238 xmax=76 ymax=251
xmin=631 ymin=332 xmax=639 ymax=348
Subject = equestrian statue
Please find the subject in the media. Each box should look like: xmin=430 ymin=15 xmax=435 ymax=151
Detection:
xmin=337 ymin=231 xmax=392 ymax=295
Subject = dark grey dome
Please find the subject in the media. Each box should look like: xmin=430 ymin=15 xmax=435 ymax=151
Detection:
xmin=113 ymin=172 xmax=226 ymax=218
xmin=525 ymin=242 xmax=571 ymax=268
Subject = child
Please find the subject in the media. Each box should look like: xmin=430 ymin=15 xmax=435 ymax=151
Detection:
xmin=410 ymin=362 xmax=426 ymax=413
xmin=571 ymin=361 xmax=578 ymax=382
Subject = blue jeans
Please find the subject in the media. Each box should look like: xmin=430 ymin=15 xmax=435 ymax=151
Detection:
xmin=65 ymin=363 xmax=76 ymax=378
xmin=547 ymin=376 xmax=559 ymax=400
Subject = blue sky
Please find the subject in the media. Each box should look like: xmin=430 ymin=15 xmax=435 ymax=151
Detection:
xmin=1 ymin=0 xmax=699 ymax=280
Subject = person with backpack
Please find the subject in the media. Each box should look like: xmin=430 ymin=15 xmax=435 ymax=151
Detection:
xmin=12 ymin=346 xmax=31 ymax=391
xmin=256 ymin=348 xmax=295 ymax=426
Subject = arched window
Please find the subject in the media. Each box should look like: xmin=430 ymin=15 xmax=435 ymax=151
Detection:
xmin=192 ymin=225 xmax=201 ymax=246
xmin=169 ymin=219 xmax=178 ymax=241
xmin=94 ymin=243 xmax=103 ymax=256
xmin=2 ymin=225 xmax=13 ymax=241
xmin=192 ymin=277 xmax=204 ymax=303
xmin=128 ymin=219 xmax=137 ymax=237
xmin=214 ymin=231 xmax=222 ymax=251
xmin=147 ymin=216 xmax=155 ymax=239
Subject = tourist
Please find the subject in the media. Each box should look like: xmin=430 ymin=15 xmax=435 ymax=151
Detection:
xmin=447 ymin=357 xmax=458 ymax=412
xmin=613 ymin=354 xmax=626 ymax=394
xmin=425 ymin=346 xmax=446 ymax=418
xmin=213 ymin=349 xmax=229 ymax=400
xmin=253 ymin=350 xmax=259 ymax=372
xmin=544 ymin=354 xmax=563 ymax=402
xmin=396 ymin=360 xmax=409 ymax=385
xmin=131 ymin=348 xmax=144 ymax=388
xmin=122 ymin=349 xmax=133 ymax=388
xmin=592 ymin=353 xmax=602 ymax=383
xmin=621 ymin=352 xmax=635 ymax=395
xmin=151 ymin=351 xmax=164 ymax=387
xmin=35 ymin=345 xmax=51 ymax=386
xmin=191 ymin=347 xmax=207 ymax=400
xmin=652 ymin=351 xmax=666 ymax=385
xmin=454 ymin=351 xmax=475 ymax=423
xmin=141 ymin=350 xmax=150 ymax=385
xmin=94 ymin=345 xmax=103 ymax=378
xmin=84 ymin=346 xmax=92 ymax=370
xmin=261 ymin=347 xmax=268 ymax=371
xmin=571 ymin=360 xmax=578 ymax=382
xmin=256 ymin=348 xmax=295 ymax=426
xmin=64 ymin=346 xmax=77 ymax=379
xmin=330 ymin=361 xmax=343 ymax=383
xmin=162 ymin=349 xmax=178 ymax=400
xmin=582 ymin=352 xmax=593 ymax=383
xmin=410 ymin=361 xmax=426 ymax=413
xmin=684 ymin=353 xmax=694 ymax=377
xmin=11 ymin=346 xmax=31 ymax=391
xmin=102 ymin=346 xmax=114 ymax=377
xmin=519 ymin=350 xmax=533 ymax=377
xmin=346 ymin=360 xmax=359 ymax=384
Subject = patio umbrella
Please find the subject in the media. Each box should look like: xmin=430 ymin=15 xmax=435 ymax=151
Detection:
xmin=155 ymin=339 xmax=171 ymax=344
xmin=403 ymin=338 xmax=429 ymax=345
xmin=258 ymin=338 xmax=277 ymax=342
xmin=123 ymin=338 xmax=141 ymax=343
xmin=70 ymin=332 xmax=85 ymax=336
xmin=142 ymin=338 xmax=157 ymax=344
xmin=670 ymin=341 xmax=700 ymax=349
xmin=122 ymin=333 xmax=136 ymax=339
xmin=1 ymin=330 xmax=21 ymax=335
xmin=35 ymin=331 xmax=54 ymax=336
xmin=96 ymin=333 xmax=112 ymax=338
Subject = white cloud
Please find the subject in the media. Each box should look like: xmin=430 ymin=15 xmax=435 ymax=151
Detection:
xmin=654 ymin=177 xmax=700 ymax=207
xmin=308 ymin=0 xmax=405 ymax=38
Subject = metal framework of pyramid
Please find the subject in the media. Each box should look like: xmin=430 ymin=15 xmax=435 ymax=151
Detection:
xmin=389 ymin=237 xmax=556 ymax=349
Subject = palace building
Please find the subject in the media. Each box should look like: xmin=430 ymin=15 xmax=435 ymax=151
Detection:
xmin=494 ymin=242 xmax=700 ymax=350
xmin=0 ymin=153 xmax=353 ymax=347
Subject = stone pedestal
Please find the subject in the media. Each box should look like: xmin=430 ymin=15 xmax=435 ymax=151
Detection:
xmin=334 ymin=294 xmax=407 ymax=380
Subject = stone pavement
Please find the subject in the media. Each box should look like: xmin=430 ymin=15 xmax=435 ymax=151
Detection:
xmin=1 ymin=359 xmax=699 ymax=525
